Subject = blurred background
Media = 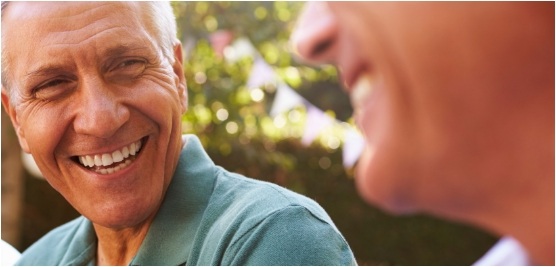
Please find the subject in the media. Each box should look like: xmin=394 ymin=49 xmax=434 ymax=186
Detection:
xmin=1 ymin=2 xmax=498 ymax=265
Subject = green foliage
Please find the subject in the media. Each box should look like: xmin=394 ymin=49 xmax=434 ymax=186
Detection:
xmin=175 ymin=1 xmax=352 ymax=158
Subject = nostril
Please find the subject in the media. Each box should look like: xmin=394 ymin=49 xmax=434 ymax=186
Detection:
xmin=311 ymin=38 xmax=335 ymax=58
xmin=292 ymin=2 xmax=338 ymax=63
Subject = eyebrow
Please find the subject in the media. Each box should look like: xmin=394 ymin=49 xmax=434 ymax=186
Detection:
xmin=24 ymin=44 xmax=152 ymax=78
xmin=101 ymin=44 xmax=151 ymax=59
xmin=25 ymin=65 xmax=73 ymax=79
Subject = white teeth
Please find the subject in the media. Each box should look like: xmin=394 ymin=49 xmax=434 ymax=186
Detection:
xmin=85 ymin=155 xmax=94 ymax=167
xmin=94 ymin=155 xmax=102 ymax=166
xmin=77 ymin=139 xmax=143 ymax=174
xmin=130 ymin=143 xmax=136 ymax=156
xmin=112 ymin=150 xmax=123 ymax=163
xmin=101 ymin=154 xmax=113 ymax=166
xmin=350 ymin=74 xmax=374 ymax=111
xmin=122 ymin=147 xmax=130 ymax=158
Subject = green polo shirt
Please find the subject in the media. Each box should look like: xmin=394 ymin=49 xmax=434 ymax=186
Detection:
xmin=16 ymin=135 xmax=356 ymax=266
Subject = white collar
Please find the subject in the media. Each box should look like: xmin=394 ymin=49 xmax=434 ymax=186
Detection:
xmin=474 ymin=236 xmax=531 ymax=266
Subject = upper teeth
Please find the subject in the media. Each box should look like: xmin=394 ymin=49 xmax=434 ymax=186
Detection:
xmin=350 ymin=74 xmax=374 ymax=110
xmin=78 ymin=140 xmax=142 ymax=168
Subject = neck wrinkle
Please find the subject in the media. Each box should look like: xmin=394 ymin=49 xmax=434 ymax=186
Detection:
xmin=93 ymin=214 xmax=155 ymax=266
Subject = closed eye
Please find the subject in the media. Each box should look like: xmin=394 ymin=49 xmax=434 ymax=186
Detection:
xmin=32 ymin=77 xmax=76 ymax=100
xmin=36 ymin=79 xmax=68 ymax=89
xmin=116 ymin=59 xmax=146 ymax=69
xmin=107 ymin=58 xmax=147 ymax=83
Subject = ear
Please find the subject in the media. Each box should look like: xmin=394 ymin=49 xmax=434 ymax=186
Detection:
xmin=1 ymin=88 xmax=30 ymax=153
xmin=172 ymin=41 xmax=188 ymax=114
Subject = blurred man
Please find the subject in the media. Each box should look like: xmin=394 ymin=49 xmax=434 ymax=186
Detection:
xmin=292 ymin=2 xmax=554 ymax=265
xmin=1 ymin=2 xmax=355 ymax=265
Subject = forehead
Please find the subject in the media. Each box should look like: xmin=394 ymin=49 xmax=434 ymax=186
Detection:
xmin=3 ymin=3 xmax=153 ymax=63
xmin=3 ymin=2 xmax=146 ymax=38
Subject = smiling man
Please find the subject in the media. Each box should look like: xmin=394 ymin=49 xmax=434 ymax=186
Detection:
xmin=1 ymin=2 xmax=355 ymax=265
xmin=291 ymin=1 xmax=554 ymax=266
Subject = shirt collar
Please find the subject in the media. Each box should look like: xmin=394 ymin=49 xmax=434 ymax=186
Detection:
xmin=473 ymin=236 xmax=531 ymax=266
xmin=63 ymin=219 xmax=97 ymax=266
xmin=130 ymin=134 xmax=216 ymax=265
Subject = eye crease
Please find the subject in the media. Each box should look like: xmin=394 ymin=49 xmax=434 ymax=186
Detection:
xmin=38 ymin=79 xmax=68 ymax=89
xmin=118 ymin=59 xmax=146 ymax=68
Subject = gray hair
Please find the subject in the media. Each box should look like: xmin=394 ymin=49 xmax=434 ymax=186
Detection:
xmin=141 ymin=1 xmax=179 ymax=64
xmin=1 ymin=1 xmax=179 ymax=101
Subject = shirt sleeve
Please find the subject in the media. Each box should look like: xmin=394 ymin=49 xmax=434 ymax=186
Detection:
xmin=223 ymin=205 xmax=357 ymax=266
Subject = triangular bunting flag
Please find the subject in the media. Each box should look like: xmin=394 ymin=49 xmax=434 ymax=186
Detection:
xmin=342 ymin=127 xmax=366 ymax=168
xmin=225 ymin=37 xmax=258 ymax=63
xmin=270 ymin=83 xmax=305 ymax=117
xmin=301 ymin=105 xmax=334 ymax=146
xmin=246 ymin=57 xmax=276 ymax=90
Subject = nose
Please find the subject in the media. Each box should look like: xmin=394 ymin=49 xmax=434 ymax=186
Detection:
xmin=291 ymin=2 xmax=338 ymax=64
xmin=73 ymin=77 xmax=130 ymax=139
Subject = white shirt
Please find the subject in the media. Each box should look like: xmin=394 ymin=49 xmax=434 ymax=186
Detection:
xmin=0 ymin=239 xmax=21 ymax=266
xmin=474 ymin=236 xmax=531 ymax=266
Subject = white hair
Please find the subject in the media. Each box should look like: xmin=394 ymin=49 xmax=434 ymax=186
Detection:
xmin=141 ymin=1 xmax=179 ymax=65
xmin=1 ymin=1 xmax=179 ymax=101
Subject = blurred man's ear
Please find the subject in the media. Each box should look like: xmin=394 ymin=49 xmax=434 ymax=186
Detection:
xmin=1 ymin=88 xmax=30 ymax=153
xmin=172 ymin=42 xmax=188 ymax=114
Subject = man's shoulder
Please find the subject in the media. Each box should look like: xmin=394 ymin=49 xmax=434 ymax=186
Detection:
xmin=16 ymin=216 xmax=94 ymax=266
xmin=194 ymin=168 xmax=356 ymax=265
xmin=212 ymin=167 xmax=332 ymax=223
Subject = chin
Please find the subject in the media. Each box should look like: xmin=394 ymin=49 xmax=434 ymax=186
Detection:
xmin=83 ymin=198 xmax=159 ymax=229
xmin=354 ymin=148 xmax=418 ymax=215
xmin=93 ymin=212 xmax=152 ymax=229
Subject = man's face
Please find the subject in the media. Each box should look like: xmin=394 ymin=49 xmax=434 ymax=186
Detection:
xmin=292 ymin=2 xmax=553 ymax=215
xmin=2 ymin=2 xmax=187 ymax=228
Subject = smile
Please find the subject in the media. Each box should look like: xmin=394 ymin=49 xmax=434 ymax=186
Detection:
xmin=75 ymin=139 xmax=144 ymax=174
xmin=350 ymin=74 xmax=374 ymax=111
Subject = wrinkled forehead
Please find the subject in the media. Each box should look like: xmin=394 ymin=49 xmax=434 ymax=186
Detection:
xmin=2 ymin=1 xmax=145 ymax=38
xmin=1 ymin=1 xmax=162 ymax=93
xmin=3 ymin=1 xmax=140 ymax=22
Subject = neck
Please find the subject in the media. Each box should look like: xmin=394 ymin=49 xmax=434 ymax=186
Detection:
xmin=452 ymin=138 xmax=554 ymax=265
xmin=431 ymin=98 xmax=554 ymax=265
xmin=93 ymin=216 xmax=154 ymax=266
xmin=474 ymin=185 xmax=554 ymax=265
xmin=475 ymin=86 xmax=554 ymax=265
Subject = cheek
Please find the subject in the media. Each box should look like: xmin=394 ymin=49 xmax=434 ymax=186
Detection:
xmin=131 ymin=81 xmax=184 ymax=168
xmin=18 ymin=103 xmax=73 ymax=194
xmin=135 ymin=85 xmax=183 ymax=136
xmin=135 ymin=72 xmax=185 ymax=123
xmin=19 ymin=104 xmax=68 ymax=166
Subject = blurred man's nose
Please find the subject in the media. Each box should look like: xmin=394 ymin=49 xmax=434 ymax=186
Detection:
xmin=291 ymin=2 xmax=338 ymax=64
xmin=73 ymin=78 xmax=130 ymax=139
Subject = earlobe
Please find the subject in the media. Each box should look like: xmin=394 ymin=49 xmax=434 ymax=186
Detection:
xmin=1 ymin=88 xmax=30 ymax=153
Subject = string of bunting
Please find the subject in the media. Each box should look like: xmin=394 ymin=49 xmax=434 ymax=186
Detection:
xmin=224 ymin=36 xmax=365 ymax=169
